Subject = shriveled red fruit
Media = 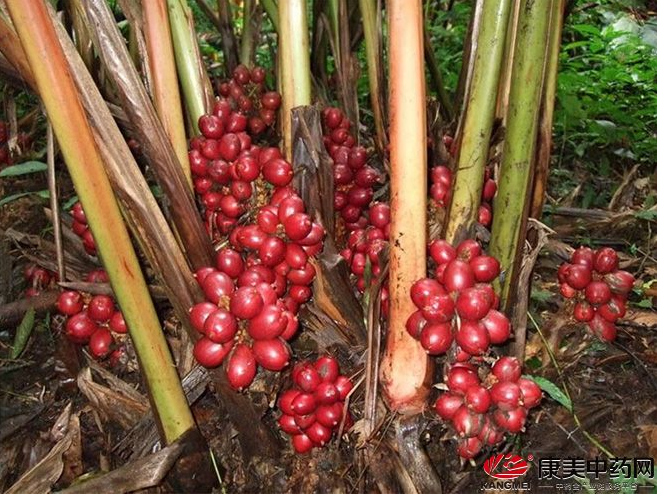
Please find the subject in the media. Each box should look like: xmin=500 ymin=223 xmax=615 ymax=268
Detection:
xmin=88 ymin=295 xmax=115 ymax=322
xmin=420 ymin=322 xmax=453 ymax=355
xmin=201 ymin=271 xmax=235 ymax=303
xmin=455 ymin=321 xmax=490 ymax=355
xmin=559 ymin=283 xmax=577 ymax=299
xmin=481 ymin=310 xmax=511 ymax=344
xmin=316 ymin=403 xmax=343 ymax=428
xmin=493 ymin=407 xmax=527 ymax=433
xmin=204 ymin=309 xmax=238 ymax=343
xmin=57 ymin=291 xmax=84 ymax=315
xmin=295 ymin=363 xmax=322 ymax=392
xmin=89 ymin=327 xmax=113 ymax=358
xmin=490 ymin=381 xmax=522 ymax=411
xmin=593 ymin=247 xmax=619 ymax=274
xmin=444 ymin=260 xmax=476 ymax=292
xmin=492 ymin=357 xmax=522 ymax=382
xmin=410 ymin=278 xmax=444 ymax=308
xmin=573 ymin=301 xmax=595 ymax=322
xmin=252 ymin=339 xmax=290 ymax=371
xmin=565 ymin=264 xmax=592 ymax=290
xmin=334 ymin=375 xmax=353 ymax=400
xmin=193 ymin=338 xmax=233 ymax=368
xmin=446 ymin=366 xmax=480 ymax=395
xmin=584 ymin=281 xmax=612 ymax=305
xmin=428 ymin=239 xmax=456 ymax=265
xmin=292 ymin=433 xmax=314 ymax=454
xmin=457 ymin=437 xmax=483 ymax=459
xmin=452 ymin=406 xmax=485 ymax=437
xmin=588 ymin=313 xmax=617 ymax=341
xmin=456 ymin=287 xmax=493 ymax=321
xmin=465 ymin=385 xmax=491 ymax=414
xmin=109 ymin=311 xmax=128 ymax=334
xmin=247 ymin=304 xmax=287 ymax=340
xmin=190 ymin=302 xmax=219 ymax=332
xmin=315 ymin=356 xmax=339 ymax=383
xmin=598 ymin=296 xmax=626 ymax=322
xmin=604 ymin=270 xmax=635 ymax=295
xmin=226 ymin=344 xmax=257 ymax=389
xmin=469 ymin=255 xmax=500 ymax=282
xmin=434 ymin=393 xmax=463 ymax=420
xmin=278 ymin=414 xmax=302 ymax=434
xmin=517 ymin=378 xmax=542 ymax=409
xmin=478 ymin=419 xmax=504 ymax=446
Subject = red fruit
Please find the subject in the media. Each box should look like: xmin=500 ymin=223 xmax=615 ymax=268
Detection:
xmin=420 ymin=322 xmax=453 ymax=355
xmin=490 ymin=381 xmax=522 ymax=411
xmin=88 ymin=295 xmax=115 ymax=322
xmin=204 ymin=309 xmax=237 ymax=343
xmin=557 ymin=263 xmax=571 ymax=283
xmin=238 ymin=225 xmax=268 ymax=250
xmin=279 ymin=414 xmax=302 ymax=434
xmin=604 ymin=270 xmax=635 ymax=295
xmin=368 ymin=202 xmax=390 ymax=229
xmin=588 ymin=313 xmax=617 ymax=341
xmin=517 ymin=378 xmax=542 ymax=409
xmin=348 ymin=146 xmax=367 ymax=169
xmin=314 ymin=356 xmax=339 ymax=383
xmin=295 ymin=363 xmax=322 ymax=392
xmin=481 ymin=309 xmax=511 ymax=344
xmin=334 ymin=164 xmax=353 ymax=185
xmin=478 ymin=205 xmax=492 ymax=226
xmin=190 ymin=302 xmax=218 ymax=332
xmin=347 ymin=186 xmax=373 ymax=208
xmin=354 ymin=166 xmax=380 ymax=188
xmin=261 ymin=91 xmax=281 ymax=110
xmin=334 ymin=375 xmax=353 ymax=400
xmin=234 ymin=155 xmax=260 ymax=181
xmin=262 ymin=158 xmax=294 ymax=187
xmin=57 ymin=291 xmax=84 ymax=315
xmin=285 ymin=243 xmax=308 ymax=269
xmin=278 ymin=195 xmax=305 ymax=222
xmin=573 ymin=301 xmax=595 ymax=322
xmin=298 ymin=223 xmax=325 ymax=247
xmin=306 ymin=422 xmax=332 ymax=446
xmin=290 ymin=285 xmax=312 ymax=303
xmin=218 ymin=133 xmax=241 ymax=161
xmin=280 ymin=311 xmax=299 ymax=339
xmin=71 ymin=202 xmax=87 ymax=223
xmin=457 ymin=437 xmax=483 ymax=459
xmin=478 ymin=418 xmax=504 ymax=446
xmin=493 ymin=407 xmax=527 ymax=433
xmin=292 ymin=434 xmax=314 ymax=454
xmin=314 ymin=382 xmax=339 ymax=405
xmin=455 ymin=321 xmax=490 ymax=355
xmin=291 ymin=392 xmax=316 ymax=415
xmin=452 ymin=406 xmax=485 ymax=437
xmin=469 ymin=255 xmax=500 ymax=283
xmin=456 ymin=287 xmax=493 ymax=321
xmin=226 ymin=112 xmax=247 ymax=133
xmin=482 ymin=178 xmax=497 ymax=202
xmin=72 ymin=220 xmax=87 ymax=236
xmin=200 ymin=138 xmax=221 ymax=159
xmin=201 ymin=271 xmax=235 ymax=303
xmin=247 ymin=304 xmax=287 ymax=340
xmin=406 ymin=310 xmax=427 ymax=338
xmin=109 ymin=311 xmax=128 ymax=334
xmin=456 ymin=239 xmax=482 ymax=262
xmin=324 ymin=107 xmax=343 ymax=128
xmin=559 ymin=283 xmax=577 ymax=299
xmin=565 ymin=264 xmax=592 ymax=290
xmin=284 ymin=213 xmax=313 ymax=241
xmin=287 ymin=263 xmax=316 ymax=286
xmin=465 ymin=385 xmax=491 ymax=413
xmin=585 ymin=281 xmax=612 ymax=305
xmin=431 ymin=165 xmax=452 ymax=186
xmin=316 ymin=403 xmax=343 ymax=428
xmin=198 ymin=114 xmax=224 ymax=139
xmin=194 ymin=337 xmax=233 ymax=368
xmin=410 ymin=278 xmax=445 ymax=308
xmin=208 ymin=159 xmax=231 ymax=184
xmin=194 ymin=177 xmax=213 ymax=194
xmin=446 ymin=366 xmax=480 ymax=395
xmin=294 ymin=413 xmax=316 ymax=430
xmin=252 ymin=338 xmax=291 ymax=371
xmin=593 ymin=247 xmax=619 ymax=274
xmin=434 ymin=393 xmax=464 ymax=420
xmin=220 ymin=195 xmax=245 ymax=219
xmin=444 ymin=260 xmax=476 ymax=292
xmin=89 ymin=327 xmax=113 ymax=358
xmin=571 ymin=247 xmax=594 ymax=268
xmin=216 ymin=248 xmax=245 ymax=278
xmin=428 ymin=239 xmax=457 ymax=265
xmin=65 ymin=312 xmax=97 ymax=343
xmin=278 ymin=389 xmax=300 ymax=415
xmin=259 ymin=236 xmax=287 ymax=267
xmin=226 ymin=344 xmax=257 ymax=390
xmin=491 ymin=357 xmax=522 ymax=382
xmin=598 ymin=296 xmax=626 ymax=322
xmin=248 ymin=116 xmax=266 ymax=135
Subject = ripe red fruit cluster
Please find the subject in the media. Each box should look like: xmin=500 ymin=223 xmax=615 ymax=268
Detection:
xmin=277 ymin=356 xmax=354 ymax=453
xmin=406 ymin=239 xmax=508 ymax=357
xmin=215 ymin=64 xmax=282 ymax=136
xmin=69 ymin=202 xmax=97 ymax=256
xmin=23 ymin=263 xmax=56 ymax=297
xmin=429 ymin=165 xmax=496 ymax=227
xmin=338 ymin=201 xmax=391 ymax=315
xmin=56 ymin=285 xmax=127 ymax=361
xmin=558 ymin=246 xmax=634 ymax=342
xmin=321 ymin=107 xmax=382 ymax=231
xmin=434 ymin=357 xmax=541 ymax=459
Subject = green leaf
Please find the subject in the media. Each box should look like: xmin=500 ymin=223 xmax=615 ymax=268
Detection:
xmin=0 ymin=190 xmax=50 ymax=207
xmin=523 ymin=375 xmax=573 ymax=412
xmin=62 ymin=195 xmax=79 ymax=211
xmin=0 ymin=161 xmax=48 ymax=177
xmin=10 ymin=308 xmax=36 ymax=359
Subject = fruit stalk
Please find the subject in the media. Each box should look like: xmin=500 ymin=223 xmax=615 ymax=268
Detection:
xmin=143 ymin=0 xmax=192 ymax=187
xmin=444 ymin=0 xmax=513 ymax=244
xmin=380 ymin=0 xmax=432 ymax=413
xmin=167 ymin=0 xmax=214 ymax=135
xmin=216 ymin=0 xmax=240 ymax=75
xmin=530 ymin=0 xmax=566 ymax=219
xmin=489 ymin=0 xmax=553 ymax=308
xmin=6 ymin=0 xmax=195 ymax=443
xmin=359 ymin=0 xmax=388 ymax=153
xmin=239 ymin=0 xmax=257 ymax=67
xmin=278 ymin=0 xmax=312 ymax=159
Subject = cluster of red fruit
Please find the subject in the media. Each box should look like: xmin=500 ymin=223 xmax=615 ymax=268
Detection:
xmin=429 ymin=165 xmax=497 ymax=227
xmin=338 ymin=202 xmax=391 ymax=315
xmin=407 ymin=239 xmax=509 ymax=357
xmin=435 ymin=357 xmax=541 ymax=459
xmin=69 ymin=202 xmax=96 ymax=256
xmin=321 ymin=107 xmax=382 ymax=232
xmin=558 ymin=247 xmax=635 ymax=341
xmin=216 ymin=65 xmax=282 ymax=136
xmin=24 ymin=263 xmax=56 ymax=298
xmin=277 ymin=356 xmax=353 ymax=453
xmin=56 ymin=283 xmax=127 ymax=361
xmin=189 ymin=189 xmax=325 ymax=389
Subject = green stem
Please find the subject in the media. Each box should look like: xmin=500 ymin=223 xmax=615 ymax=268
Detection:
xmin=239 ymin=0 xmax=256 ymax=67
xmin=423 ymin=25 xmax=454 ymax=122
xmin=260 ymin=0 xmax=279 ymax=33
